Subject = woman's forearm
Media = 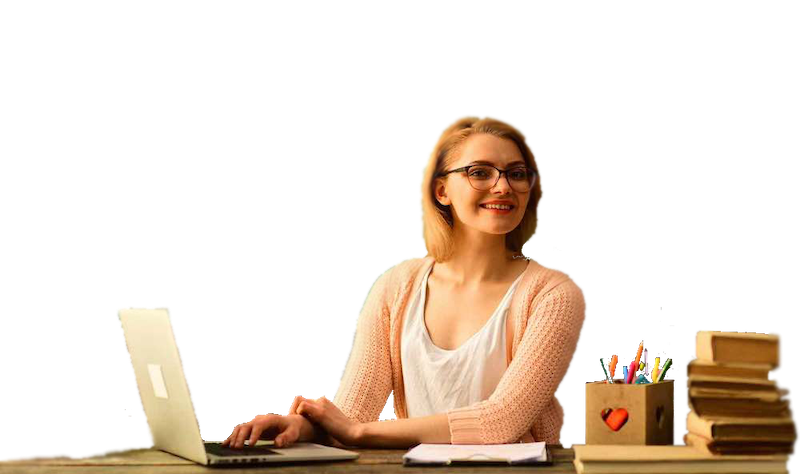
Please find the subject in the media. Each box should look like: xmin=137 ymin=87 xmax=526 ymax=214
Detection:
xmin=358 ymin=413 xmax=451 ymax=448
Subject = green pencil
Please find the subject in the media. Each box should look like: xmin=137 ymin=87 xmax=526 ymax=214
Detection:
xmin=656 ymin=358 xmax=672 ymax=382
xmin=600 ymin=357 xmax=613 ymax=383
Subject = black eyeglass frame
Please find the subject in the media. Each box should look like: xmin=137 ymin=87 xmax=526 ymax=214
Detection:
xmin=438 ymin=164 xmax=538 ymax=192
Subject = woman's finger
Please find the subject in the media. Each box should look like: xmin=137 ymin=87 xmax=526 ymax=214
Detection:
xmin=234 ymin=424 xmax=252 ymax=449
xmin=288 ymin=395 xmax=305 ymax=415
xmin=234 ymin=424 xmax=247 ymax=448
xmin=298 ymin=400 xmax=318 ymax=419
xmin=248 ymin=422 xmax=266 ymax=448
xmin=222 ymin=426 xmax=240 ymax=447
xmin=275 ymin=424 xmax=299 ymax=448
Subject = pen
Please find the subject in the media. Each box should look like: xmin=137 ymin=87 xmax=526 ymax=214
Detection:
xmin=657 ymin=358 xmax=672 ymax=382
xmin=623 ymin=365 xmax=628 ymax=382
xmin=609 ymin=355 xmax=618 ymax=382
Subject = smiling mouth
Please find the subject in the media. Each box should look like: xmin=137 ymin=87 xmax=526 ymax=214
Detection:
xmin=478 ymin=204 xmax=516 ymax=211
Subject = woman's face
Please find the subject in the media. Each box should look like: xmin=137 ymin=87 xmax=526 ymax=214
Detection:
xmin=435 ymin=133 xmax=531 ymax=237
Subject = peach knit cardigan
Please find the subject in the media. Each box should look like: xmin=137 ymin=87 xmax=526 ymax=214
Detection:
xmin=332 ymin=255 xmax=586 ymax=445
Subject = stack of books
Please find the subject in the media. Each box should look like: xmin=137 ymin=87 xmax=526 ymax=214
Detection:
xmin=574 ymin=445 xmax=789 ymax=474
xmin=685 ymin=331 xmax=796 ymax=456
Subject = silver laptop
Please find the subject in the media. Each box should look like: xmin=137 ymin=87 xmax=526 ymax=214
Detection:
xmin=118 ymin=308 xmax=360 ymax=466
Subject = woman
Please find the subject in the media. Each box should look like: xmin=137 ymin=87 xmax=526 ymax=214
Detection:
xmin=223 ymin=117 xmax=585 ymax=449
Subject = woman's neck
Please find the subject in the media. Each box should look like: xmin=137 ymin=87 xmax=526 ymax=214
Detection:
xmin=431 ymin=254 xmax=528 ymax=289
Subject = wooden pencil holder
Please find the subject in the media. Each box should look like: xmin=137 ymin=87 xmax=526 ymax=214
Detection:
xmin=585 ymin=379 xmax=674 ymax=445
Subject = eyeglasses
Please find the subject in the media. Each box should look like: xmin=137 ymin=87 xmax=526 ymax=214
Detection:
xmin=438 ymin=164 xmax=537 ymax=193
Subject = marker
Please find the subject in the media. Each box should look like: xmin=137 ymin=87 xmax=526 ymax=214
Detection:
xmin=623 ymin=365 xmax=628 ymax=382
xmin=626 ymin=360 xmax=638 ymax=384
xmin=657 ymin=358 xmax=673 ymax=382
xmin=652 ymin=356 xmax=661 ymax=381
xmin=609 ymin=355 xmax=618 ymax=382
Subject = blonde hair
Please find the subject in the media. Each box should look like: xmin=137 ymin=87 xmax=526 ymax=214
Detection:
xmin=421 ymin=117 xmax=542 ymax=262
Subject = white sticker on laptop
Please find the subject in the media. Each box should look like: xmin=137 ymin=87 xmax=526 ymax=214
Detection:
xmin=147 ymin=363 xmax=169 ymax=399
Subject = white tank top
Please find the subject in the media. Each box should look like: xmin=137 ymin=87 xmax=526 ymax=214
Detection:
xmin=401 ymin=260 xmax=526 ymax=418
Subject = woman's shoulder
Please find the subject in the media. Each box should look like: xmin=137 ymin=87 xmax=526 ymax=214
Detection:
xmin=366 ymin=255 xmax=433 ymax=286
xmin=393 ymin=255 xmax=434 ymax=273
xmin=520 ymin=258 xmax=584 ymax=301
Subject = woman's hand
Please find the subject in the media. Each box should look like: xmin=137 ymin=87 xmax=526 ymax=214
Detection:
xmin=289 ymin=395 xmax=363 ymax=447
xmin=221 ymin=413 xmax=314 ymax=449
xmin=286 ymin=396 xmax=348 ymax=449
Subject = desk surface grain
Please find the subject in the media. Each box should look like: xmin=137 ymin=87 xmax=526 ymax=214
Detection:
xmin=0 ymin=445 xmax=576 ymax=473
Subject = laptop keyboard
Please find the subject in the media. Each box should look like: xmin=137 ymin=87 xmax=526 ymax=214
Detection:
xmin=204 ymin=442 xmax=280 ymax=457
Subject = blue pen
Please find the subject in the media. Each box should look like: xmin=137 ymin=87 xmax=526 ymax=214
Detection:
xmin=622 ymin=365 xmax=628 ymax=383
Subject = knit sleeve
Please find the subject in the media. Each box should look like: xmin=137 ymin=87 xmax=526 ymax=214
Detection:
xmin=332 ymin=269 xmax=395 ymax=424
xmin=445 ymin=278 xmax=586 ymax=444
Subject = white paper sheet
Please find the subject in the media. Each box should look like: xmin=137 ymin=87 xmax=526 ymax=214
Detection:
xmin=403 ymin=442 xmax=547 ymax=465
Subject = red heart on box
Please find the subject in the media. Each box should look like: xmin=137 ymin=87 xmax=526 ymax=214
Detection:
xmin=601 ymin=408 xmax=628 ymax=431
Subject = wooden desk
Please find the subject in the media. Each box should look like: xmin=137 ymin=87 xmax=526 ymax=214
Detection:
xmin=0 ymin=445 xmax=576 ymax=473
